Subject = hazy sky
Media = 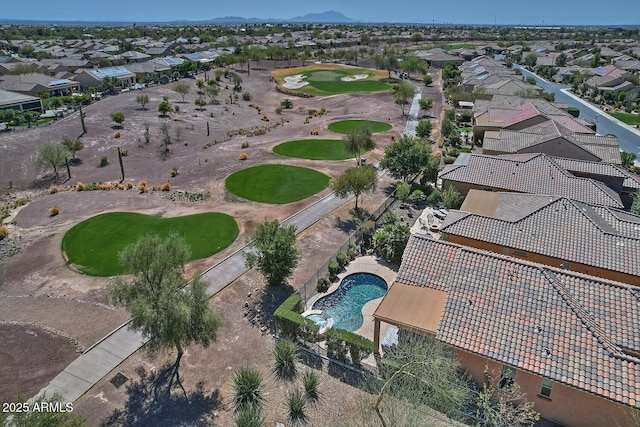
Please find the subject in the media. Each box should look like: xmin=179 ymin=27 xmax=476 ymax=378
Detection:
xmin=3 ymin=0 xmax=639 ymax=25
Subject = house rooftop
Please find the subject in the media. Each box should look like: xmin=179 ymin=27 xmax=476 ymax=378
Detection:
xmin=441 ymin=190 xmax=640 ymax=280
xmin=378 ymin=235 xmax=640 ymax=407
xmin=439 ymin=153 xmax=624 ymax=208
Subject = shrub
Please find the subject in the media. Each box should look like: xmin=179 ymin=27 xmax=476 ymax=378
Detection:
xmin=238 ymin=152 xmax=248 ymax=160
xmin=99 ymin=156 xmax=109 ymax=167
xmin=346 ymin=248 xmax=356 ymax=260
xmin=0 ymin=226 xmax=8 ymax=240
xmin=76 ymin=182 xmax=85 ymax=191
xmin=125 ymin=181 xmax=133 ymax=189
xmin=174 ymin=105 xmax=180 ymax=113
xmin=49 ymin=185 xmax=59 ymax=194
xmin=242 ymin=92 xmax=252 ymax=101
xmin=317 ymin=276 xmax=331 ymax=293
xmin=358 ymin=220 xmax=376 ymax=248
xmin=274 ymin=293 xmax=319 ymax=340
xmin=302 ymin=371 xmax=320 ymax=401
xmin=114 ymin=131 xmax=121 ymax=138
xmin=232 ymin=367 xmax=265 ymax=412
xmin=261 ymin=115 xmax=269 ymax=122
xmin=275 ymin=107 xmax=283 ymax=115
xmin=119 ymin=148 xmax=128 ymax=156
xmin=171 ymin=167 xmax=179 ymax=177
xmin=116 ymin=183 xmax=125 ymax=190
xmin=280 ymin=99 xmax=293 ymax=109
xmin=272 ymin=339 xmax=299 ymax=379
xmin=328 ymin=260 xmax=341 ymax=278
xmin=99 ymin=182 xmax=113 ymax=190
xmin=49 ymin=206 xmax=60 ymax=216
xmin=325 ymin=327 xmax=375 ymax=365
xmin=287 ymin=388 xmax=307 ymax=423
xmin=335 ymin=252 xmax=348 ymax=268
xmin=427 ymin=188 xmax=443 ymax=204
xmin=160 ymin=181 xmax=171 ymax=191
xmin=234 ymin=405 xmax=264 ymax=427
xmin=409 ymin=189 xmax=425 ymax=204
xmin=241 ymin=141 xmax=249 ymax=149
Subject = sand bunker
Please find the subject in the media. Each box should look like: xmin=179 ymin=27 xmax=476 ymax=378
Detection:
xmin=341 ymin=74 xmax=368 ymax=81
xmin=283 ymin=74 xmax=309 ymax=89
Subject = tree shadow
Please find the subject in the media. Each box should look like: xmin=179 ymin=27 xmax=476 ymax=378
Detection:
xmin=298 ymin=348 xmax=324 ymax=370
xmin=100 ymin=363 xmax=222 ymax=427
xmin=334 ymin=216 xmax=357 ymax=233
xmin=257 ymin=284 xmax=295 ymax=334
xmin=327 ymin=359 xmax=369 ymax=388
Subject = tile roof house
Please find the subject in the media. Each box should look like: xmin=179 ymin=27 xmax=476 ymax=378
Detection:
xmin=74 ymin=66 xmax=136 ymax=89
xmin=440 ymin=190 xmax=640 ymax=285
xmin=482 ymin=124 xmax=622 ymax=164
xmin=439 ymin=153 xmax=625 ymax=208
xmin=373 ymin=234 xmax=640 ymax=427
xmin=0 ymin=72 xmax=79 ymax=97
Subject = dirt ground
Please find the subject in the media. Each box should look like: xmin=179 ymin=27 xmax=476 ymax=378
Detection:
xmin=0 ymin=60 xmax=446 ymax=423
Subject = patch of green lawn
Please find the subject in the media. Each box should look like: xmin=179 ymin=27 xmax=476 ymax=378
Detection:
xmin=302 ymin=68 xmax=390 ymax=95
xmin=609 ymin=111 xmax=640 ymax=126
xmin=328 ymin=119 xmax=392 ymax=134
xmin=62 ymin=212 xmax=238 ymax=276
xmin=225 ymin=164 xmax=330 ymax=204
xmin=273 ymin=139 xmax=368 ymax=160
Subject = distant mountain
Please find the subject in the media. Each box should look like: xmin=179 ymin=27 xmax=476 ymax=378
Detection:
xmin=289 ymin=11 xmax=356 ymax=23
xmin=203 ymin=11 xmax=355 ymax=24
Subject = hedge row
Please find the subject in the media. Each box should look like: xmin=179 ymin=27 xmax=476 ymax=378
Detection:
xmin=274 ymin=293 xmax=319 ymax=340
xmin=326 ymin=327 xmax=376 ymax=366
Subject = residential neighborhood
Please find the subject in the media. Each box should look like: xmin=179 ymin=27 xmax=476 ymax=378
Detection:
xmin=1 ymin=18 xmax=639 ymax=427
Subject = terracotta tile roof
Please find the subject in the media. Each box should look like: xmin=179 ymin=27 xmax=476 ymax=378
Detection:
xmin=395 ymin=235 xmax=640 ymax=407
xmin=553 ymin=157 xmax=640 ymax=190
xmin=439 ymin=153 xmax=624 ymax=208
xmin=440 ymin=193 xmax=640 ymax=278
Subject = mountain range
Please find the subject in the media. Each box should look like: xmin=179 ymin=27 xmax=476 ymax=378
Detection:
xmin=201 ymin=11 xmax=356 ymax=24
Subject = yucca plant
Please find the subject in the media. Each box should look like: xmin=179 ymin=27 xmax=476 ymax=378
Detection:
xmin=232 ymin=367 xmax=265 ymax=412
xmin=273 ymin=339 xmax=299 ymax=379
xmin=234 ymin=404 xmax=264 ymax=427
xmin=302 ymin=371 xmax=320 ymax=402
xmin=287 ymin=388 xmax=307 ymax=424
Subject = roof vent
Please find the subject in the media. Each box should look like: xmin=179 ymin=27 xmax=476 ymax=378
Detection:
xmin=536 ymin=326 xmax=544 ymax=334
xmin=616 ymin=242 xmax=624 ymax=247
xmin=544 ymin=348 xmax=551 ymax=357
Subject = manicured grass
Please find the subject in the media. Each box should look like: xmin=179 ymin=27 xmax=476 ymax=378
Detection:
xmin=225 ymin=164 xmax=330 ymax=204
xmin=62 ymin=212 xmax=239 ymax=276
xmin=609 ymin=112 xmax=640 ymax=126
xmin=272 ymin=64 xmax=390 ymax=96
xmin=328 ymin=119 xmax=392 ymax=134
xmin=273 ymin=139 xmax=368 ymax=160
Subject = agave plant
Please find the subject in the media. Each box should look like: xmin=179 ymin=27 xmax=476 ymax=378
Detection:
xmin=232 ymin=367 xmax=265 ymax=412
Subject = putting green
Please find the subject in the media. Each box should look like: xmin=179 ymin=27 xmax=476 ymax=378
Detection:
xmin=272 ymin=64 xmax=390 ymax=95
xmin=225 ymin=164 xmax=330 ymax=204
xmin=273 ymin=139 xmax=368 ymax=160
xmin=328 ymin=120 xmax=392 ymax=134
xmin=62 ymin=212 xmax=239 ymax=276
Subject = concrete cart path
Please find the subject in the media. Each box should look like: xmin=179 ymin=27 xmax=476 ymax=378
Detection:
xmin=36 ymin=88 xmax=423 ymax=404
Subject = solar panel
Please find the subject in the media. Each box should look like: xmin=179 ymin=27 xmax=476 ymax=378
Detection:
xmin=477 ymin=74 xmax=488 ymax=80
xmin=187 ymin=53 xmax=203 ymax=60
xmin=48 ymin=79 xmax=73 ymax=86
xmin=164 ymin=57 xmax=182 ymax=65
xmin=91 ymin=66 xmax=133 ymax=79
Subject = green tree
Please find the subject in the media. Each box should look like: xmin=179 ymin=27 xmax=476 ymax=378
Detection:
xmin=196 ymin=79 xmax=205 ymax=93
xmin=415 ymin=120 xmax=433 ymax=138
xmin=61 ymin=138 xmax=84 ymax=160
xmin=35 ymin=143 xmax=70 ymax=179
xmin=111 ymin=111 xmax=125 ymax=126
xmin=231 ymin=73 xmax=243 ymax=91
xmin=245 ymin=220 xmax=301 ymax=287
xmin=441 ymin=117 xmax=454 ymax=139
xmin=632 ymin=190 xmax=640 ymax=215
xmin=331 ymin=165 xmax=378 ymax=211
xmin=204 ymin=83 xmax=219 ymax=104
xmin=172 ymin=81 xmax=191 ymax=102
xmin=373 ymin=221 xmax=411 ymax=263
xmin=442 ymin=185 xmax=463 ymax=209
xmin=524 ymin=53 xmax=538 ymax=68
xmin=394 ymin=81 xmax=414 ymax=117
xmin=343 ymin=123 xmax=375 ymax=166
xmin=194 ymin=97 xmax=207 ymax=110
xmin=396 ymin=182 xmax=411 ymax=207
xmin=379 ymin=135 xmax=431 ymax=182
xmin=108 ymin=233 xmax=222 ymax=385
xmin=418 ymin=97 xmax=433 ymax=112
xmin=280 ymin=98 xmax=293 ymax=109
xmin=555 ymin=52 xmax=568 ymax=67
xmin=158 ymin=100 xmax=173 ymax=116
xmin=621 ymin=151 xmax=637 ymax=168
xmin=135 ymin=93 xmax=149 ymax=109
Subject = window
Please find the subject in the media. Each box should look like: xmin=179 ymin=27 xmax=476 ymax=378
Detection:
xmin=499 ymin=366 xmax=515 ymax=389
xmin=540 ymin=378 xmax=553 ymax=398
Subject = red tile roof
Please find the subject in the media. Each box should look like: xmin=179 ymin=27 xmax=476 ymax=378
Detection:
xmin=396 ymin=235 xmax=640 ymax=407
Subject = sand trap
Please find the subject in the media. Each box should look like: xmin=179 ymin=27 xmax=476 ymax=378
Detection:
xmin=341 ymin=74 xmax=368 ymax=81
xmin=283 ymin=74 xmax=309 ymax=89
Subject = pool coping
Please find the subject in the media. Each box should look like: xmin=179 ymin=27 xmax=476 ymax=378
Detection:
xmin=303 ymin=255 xmax=398 ymax=342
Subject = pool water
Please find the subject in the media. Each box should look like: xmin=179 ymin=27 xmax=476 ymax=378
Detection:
xmin=307 ymin=313 xmax=328 ymax=329
xmin=312 ymin=273 xmax=388 ymax=331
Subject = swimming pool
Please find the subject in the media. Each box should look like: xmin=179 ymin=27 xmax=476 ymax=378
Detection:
xmin=312 ymin=273 xmax=388 ymax=332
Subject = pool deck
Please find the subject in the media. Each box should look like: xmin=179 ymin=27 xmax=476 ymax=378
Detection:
xmin=305 ymin=255 xmax=398 ymax=350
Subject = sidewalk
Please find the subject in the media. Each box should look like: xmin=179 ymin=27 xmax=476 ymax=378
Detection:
xmin=36 ymin=90 xmax=423 ymax=404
